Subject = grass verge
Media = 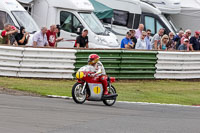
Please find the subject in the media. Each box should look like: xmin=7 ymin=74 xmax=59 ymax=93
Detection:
xmin=0 ymin=77 xmax=200 ymax=105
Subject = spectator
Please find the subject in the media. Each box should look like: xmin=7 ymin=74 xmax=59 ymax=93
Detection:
xmin=32 ymin=27 xmax=49 ymax=47
xmin=151 ymin=28 xmax=165 ymax=50
xmin=0 ymin=23 xmax=18 ymax=45
xmin=178 ymin=39 xmax=189 ymax=51
xmin=174 ymin=30 xmax=184 ymax=50
xmin=10 ymin=26 xmax=18 ymax=46
xmin=46 ymin=25 xmax=57 ymax=47
xmin=190 ymin=31 xmax=200 ymax=50
xmin=167 ymin=32 xmax=176 ymax=50
xmin=75 ymin=29 xmax=89 ymax=48
xmin=160 ymin=35 xmax=169 ymax=51
xmin=135 ymin=24 xmax=144 ymax=39
xmin=56 ymin=24 xmax=61 ymax=37
xmin=135 ymin=31 xmax=147 ymax=50
xmin=120 ymin=32 xmax=133 ymax=49
xmin=181 ymin=29 xmax=193 ymax=51
xmin=145 ymin=29 xmax=152 ymax=50
xmin=129 ymin=29 xmax=137 ymax=49
xmin=15 ymin=26 xmax=30 ymax=46
xmin=54 ymin=25 xmax=64 ymax=47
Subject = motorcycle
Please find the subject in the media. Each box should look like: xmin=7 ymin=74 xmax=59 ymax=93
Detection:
xmin=72 ymin=65 xmax=118 ymax=106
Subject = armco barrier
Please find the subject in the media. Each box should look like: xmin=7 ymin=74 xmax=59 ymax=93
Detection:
xmin=75 ymin=50 xmax=158 ymax=79
xmin=0 ymin=46 xmax=24 ymax=77
xmin=0 ymin=46 xmax=76 ymax=79
xmin=120 ymin=51 xmax=158 ymax=79
xmin=19 ymin=48 xmax=77 ymax=78
xmin=75 ymin=50 xmax=121 ymax=78
xmin=155 ymin=51 xmax=200 ymax=79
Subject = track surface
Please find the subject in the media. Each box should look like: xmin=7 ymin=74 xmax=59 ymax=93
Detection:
xmin=0 ymin=94 xmax=200 ymax=133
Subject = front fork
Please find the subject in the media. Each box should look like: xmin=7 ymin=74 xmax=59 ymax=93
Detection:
xmin=80 ymin=82 xmax=87 ymax=95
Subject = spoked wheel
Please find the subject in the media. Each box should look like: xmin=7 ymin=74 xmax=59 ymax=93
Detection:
xmin=72 ymin=83 xmax=87 ymax=104
xmin=103 ymin=85 xmax=117 ymax=106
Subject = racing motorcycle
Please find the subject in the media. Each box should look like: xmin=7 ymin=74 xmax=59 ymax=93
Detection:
xmin=72 ymin=65 xmax=118 ymax=106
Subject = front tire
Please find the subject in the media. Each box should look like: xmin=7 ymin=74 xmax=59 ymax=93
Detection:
xmin=72 ymin=83 xmax=86 ymax=104
xmin=103 ymin=85 xmax=117 ymax=106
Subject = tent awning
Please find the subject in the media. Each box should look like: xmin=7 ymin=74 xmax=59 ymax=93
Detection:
xmin=89 ymin=0 xmax=113 ymax=19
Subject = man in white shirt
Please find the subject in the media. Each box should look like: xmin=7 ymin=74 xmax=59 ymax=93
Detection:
xmin=33 ymin=27 xmax=49 ymax=47
xmin=135 ymin=31 xmax=147 ymax=50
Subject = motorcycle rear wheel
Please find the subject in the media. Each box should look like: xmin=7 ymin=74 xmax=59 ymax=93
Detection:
xmin=72 ymin=83 xmax=86 ymax=104
xmin=103 ymin=85 xmax=117 ymax=106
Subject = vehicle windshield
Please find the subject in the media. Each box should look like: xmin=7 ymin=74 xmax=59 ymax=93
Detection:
xmin=12 ymin=11 xmax=39 ymax=33
xmin=79 ymin=12 xmax=107 ymax=35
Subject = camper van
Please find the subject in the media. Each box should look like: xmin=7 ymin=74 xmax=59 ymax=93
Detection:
xmin=145 ymin=0 xmax=200 ymax=33
xmin=0 ymin=0 xmax=39 ymax=44
xmin=141 ymin=0 xmax=181 ymax=14
xmin=96 ymin=0 xmax=177 ymax=42
xmin=29 ymin=0 xmax=119 ymax=48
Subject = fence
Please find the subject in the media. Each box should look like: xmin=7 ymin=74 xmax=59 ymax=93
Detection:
xmin=155 ymin=51 xmax=200 ymax=79
xmin=0 ymin=46 xmax=76 ymax=79
xmin=1 ymin=45 xmax=200 ymax=80
xmin=75 ymin=50 xmax=158 ymax=79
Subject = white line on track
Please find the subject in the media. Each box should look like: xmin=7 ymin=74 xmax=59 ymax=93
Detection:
xmin=47 ymin=95 xmax=200 ymax=108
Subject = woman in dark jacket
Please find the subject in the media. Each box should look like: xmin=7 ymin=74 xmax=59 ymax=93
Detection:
xmin=15 ymin=26 xmax=30 ymax=45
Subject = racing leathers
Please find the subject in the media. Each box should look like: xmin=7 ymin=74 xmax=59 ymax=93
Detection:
xmin=91 ymin=61 xmax=109 ymax=95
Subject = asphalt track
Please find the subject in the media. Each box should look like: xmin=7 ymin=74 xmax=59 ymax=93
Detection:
xmin=0 ymin=94 xmax=200 ymax=133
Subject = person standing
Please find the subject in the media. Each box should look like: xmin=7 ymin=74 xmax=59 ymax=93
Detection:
xmin=46 ymin=25 xmax=57 ymax=47
xmin=120 ymin=32 xmax=133 ymax=49
xmin=178 ymin=39 xmax=190 ymax=51
xmin=32 ymin=27 xmax=49 ymax=47
xmin=174 ymin=30 xmax=184 ymax=50
xmin=0 ymin=23 xmax=18 ymax=45
xmin=190 ymin=31 xmax=200 ymax=50
xmin=145 ymin=29 xmax=152 ymax=50
xmin=75 ymin=29 xmax=89 ymax=48
xmin=181 ymin=29 xmax=193 ymax=51
xmin=135 ymin=24 xmax=144 ymax=39
xmin=151 ymin=28 xmax=165 ymax=50
xmin=15 ymin=26 xmax=30 ymax=46
xmin=167 ymin=32 xmax=175 ymax=50
xmin=129 ymin=29 xmax=137 ymax=49
xmin=135 ymin=31 xmax=147 ymax=50
xmin=160 ymin=35 xmax=169 ymax=51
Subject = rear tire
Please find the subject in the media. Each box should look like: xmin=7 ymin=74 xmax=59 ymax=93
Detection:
xmin=72 ymin=83 xmax=86 ymax=104
xmin=103 ymin=85 xmax=117 ymax=106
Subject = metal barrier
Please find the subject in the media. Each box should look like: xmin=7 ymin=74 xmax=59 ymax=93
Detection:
xmin=0 ymin=46 xmax=76 ymax=79
xmin=75 ymin=50 xmax=158 ymax=79
xmin=155 ymin=51 xmax=200 ymax=79
xmin=0 ymin=46 xmax=24 ymax=77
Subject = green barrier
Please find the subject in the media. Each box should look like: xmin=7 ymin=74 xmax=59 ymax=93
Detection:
xmin=74 ymin=50 xmax=158 ymax=79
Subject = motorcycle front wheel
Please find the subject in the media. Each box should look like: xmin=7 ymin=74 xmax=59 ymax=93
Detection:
xmin=103 ymin=85 xmax=117 ymax=106
xmin=72 ymin=83 xmax=87 ymax=104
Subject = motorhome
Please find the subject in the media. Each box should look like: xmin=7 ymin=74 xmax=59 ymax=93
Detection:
xmin=141 ymin=0 xmax=181 ymax=14
xmin=0 ymin=0 xmax=39 ymax=45
xmin=28 ymin=0 xmax=119 ymax=48
xmin=96 ymin=0 xmax=177 ymax=42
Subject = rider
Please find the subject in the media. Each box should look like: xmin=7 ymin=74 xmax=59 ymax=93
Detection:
xmin=88 ymin=54 xmax=109 ymax=95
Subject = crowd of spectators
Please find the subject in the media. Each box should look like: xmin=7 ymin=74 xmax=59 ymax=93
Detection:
xmin=1 ymin=23 xmax=200 ymax=51
xmin=120 ymin=24 xmax=200 ymax=51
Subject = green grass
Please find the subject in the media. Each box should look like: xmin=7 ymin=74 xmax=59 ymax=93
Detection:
xmin=0 ymin=77 xmax=200 ymax=105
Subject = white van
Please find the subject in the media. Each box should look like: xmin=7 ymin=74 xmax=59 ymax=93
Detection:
xmin=96 ymin=0 xmax=177 ymax=42
xmin=0 ymin=0 xmax=39 ymax=44
xmin=30 ymin=0 xmax=119 ymax=48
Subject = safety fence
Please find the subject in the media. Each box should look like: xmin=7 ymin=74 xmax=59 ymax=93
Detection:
xmin=1 ymin=45 xmax=200 ymax=80
xmin=0 ymin=46 xmax=76 ymax=79
xmin=75 ymin=50 xmax=158 ymax=79
xmin=155 ymin=51 xmax=200 ymax=79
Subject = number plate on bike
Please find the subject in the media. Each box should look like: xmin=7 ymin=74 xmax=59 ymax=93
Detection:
xmin=88 ymin=83 xmax=103 ymax=100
